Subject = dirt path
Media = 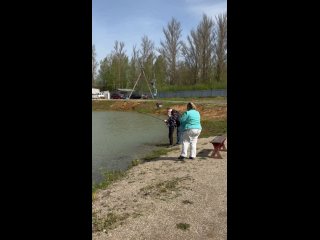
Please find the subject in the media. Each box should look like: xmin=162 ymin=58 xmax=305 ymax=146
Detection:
xmin=92 ymin=137 xmax=227 ymax=240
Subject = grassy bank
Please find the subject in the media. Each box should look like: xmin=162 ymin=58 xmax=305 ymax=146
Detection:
xmin=92 ymin=99 xmax=181 ymax=113
xmin=200 ymin=120 xmax=227 ymax=137
xmin=159 ymin=96 xmax=226 ymax=101
xmin=158 ymin=82 xmax=227 ymax=91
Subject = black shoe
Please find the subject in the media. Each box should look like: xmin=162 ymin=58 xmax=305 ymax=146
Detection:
xmin=189 ymin=157 xmax=195 ymax=160
xmin=178 ymin=156 xmax=185 ymax=160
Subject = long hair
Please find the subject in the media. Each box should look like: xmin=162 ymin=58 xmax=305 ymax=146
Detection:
xmin=187 ymin=102 xmax=197 ymax=110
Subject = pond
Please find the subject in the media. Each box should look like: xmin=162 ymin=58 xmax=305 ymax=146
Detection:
xmin=92 ymin=111 xmax=169 ymax=185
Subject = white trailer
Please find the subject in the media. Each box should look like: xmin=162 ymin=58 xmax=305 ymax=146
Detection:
xmin=102 ymin=91 xmax=110 ymax=100
xmin=92 ymin=88 xmax=100 ymax=99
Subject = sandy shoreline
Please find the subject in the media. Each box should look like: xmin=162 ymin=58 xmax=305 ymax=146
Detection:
xmin=93 ymin=136 xmax=227 ymax=240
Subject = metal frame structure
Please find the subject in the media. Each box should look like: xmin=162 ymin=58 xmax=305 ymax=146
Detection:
xmin=128 ymin=63 xmax=155 ymax=99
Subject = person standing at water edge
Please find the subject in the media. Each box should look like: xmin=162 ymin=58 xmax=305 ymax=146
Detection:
xmin=178 ymin=102 xmax=202 ymax=160
xmin=164 ymin=108 xmax=175 ymax=147
xmin=171 ymin=109 xmax=181 ymax=144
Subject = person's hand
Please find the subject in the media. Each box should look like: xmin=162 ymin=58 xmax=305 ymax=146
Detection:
xmin=164 ymin=120 xmax=167 ymax=123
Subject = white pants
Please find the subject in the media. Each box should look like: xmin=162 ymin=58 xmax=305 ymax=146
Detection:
xmin=181 ymin=129 xmax=202 ymax=158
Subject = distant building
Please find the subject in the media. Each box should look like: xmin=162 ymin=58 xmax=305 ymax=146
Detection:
xmin=92 ymin=88 xmax=110 ymax=99
xmin=102 ymin=91 xmax=110 ymax=100
xmin=92 ymin=88 xmax=100 ymax=99
xmin=92 ymin=88 xmax=100 ymax=94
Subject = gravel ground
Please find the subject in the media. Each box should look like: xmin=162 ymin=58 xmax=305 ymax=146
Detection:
xmin=93 ymin=137 xmax=227 ymax=240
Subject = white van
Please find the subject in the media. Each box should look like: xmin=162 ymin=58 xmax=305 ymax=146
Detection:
xmin=102 ymin=91 xmax=110 ymax=99
xmin=98 ymin=92 xmax=105 ymax=99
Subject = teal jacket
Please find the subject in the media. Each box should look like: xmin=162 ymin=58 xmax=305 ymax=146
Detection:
xmin=180 ymin=109 xmax=202 ymax=131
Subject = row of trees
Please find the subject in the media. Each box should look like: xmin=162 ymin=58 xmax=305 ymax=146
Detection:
xmin=92 ymin=12 xmax=227 ymax=92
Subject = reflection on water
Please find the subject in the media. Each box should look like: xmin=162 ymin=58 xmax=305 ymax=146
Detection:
xmin=92 ymin=111 xmax=168 ymax=185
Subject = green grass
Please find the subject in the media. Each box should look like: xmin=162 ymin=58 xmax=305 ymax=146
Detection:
xmin=92 ymin=100 xmax=181 ymax=114
xmin=157 ymin=178 xmax=180 ymax=191
xmin=201 ymin=119 xmax=227 ymax=137
xmin=159 ymin=96 xmax=226 ymax=102
xmin=129 ymin=159 xmax=140 ymax=168
xmin=140 ymin=178 xmax=180 ymax=194
xmin=176 ymin=223 xmax=190 ymax=230
xmin=158 ymin=82 xmax=227 ymax=91
xmin=92 ymin=170 xmax=127 ymax=193
xmin=92 ymin=98 xmax=226 ymax=114
xmin=92 ymin=211 xmax=130 ymax=233
xmin=139 ymin=176 xmax=189 ymax=199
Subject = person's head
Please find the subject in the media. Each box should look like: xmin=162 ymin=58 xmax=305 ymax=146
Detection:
xmin=187 ymin=102 xmax=197 ymax=111
xmin=167 ymin=108 xmax=172 ymax=116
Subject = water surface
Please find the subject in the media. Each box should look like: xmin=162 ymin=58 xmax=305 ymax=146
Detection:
xmin=92 ymin=111 xmax=168 ymax=184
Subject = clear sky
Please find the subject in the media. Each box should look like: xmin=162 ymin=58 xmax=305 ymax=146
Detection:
xmin=93 ymin=0 xmax=227 ymax=63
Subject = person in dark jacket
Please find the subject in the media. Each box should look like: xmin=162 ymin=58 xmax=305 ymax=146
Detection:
xmin=171 ymin=109 xmax=181 ymax=144
xmin=164 ymin=108 xmax=176 ymax=146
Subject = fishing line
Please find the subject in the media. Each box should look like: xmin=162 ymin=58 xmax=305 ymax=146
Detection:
xmin=137 ymin=111 xmax=165 ymax=121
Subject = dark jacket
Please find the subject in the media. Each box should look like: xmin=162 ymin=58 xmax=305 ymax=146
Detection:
xmin=171 ymin=110 xmax=181 ymax=127
xmin=166 ymin=115 xmax=176 ymax=128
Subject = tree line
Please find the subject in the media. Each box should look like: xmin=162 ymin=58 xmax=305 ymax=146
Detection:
xmin=92 ymin=12 xmax=227 ymax=92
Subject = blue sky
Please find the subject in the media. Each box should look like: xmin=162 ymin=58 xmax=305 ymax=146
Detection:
xmin=93 ymin=0 xmax=227 ymax=63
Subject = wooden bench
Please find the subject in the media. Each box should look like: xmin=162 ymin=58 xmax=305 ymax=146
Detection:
xmin=210 ymin=135 xmax=227 ymax=159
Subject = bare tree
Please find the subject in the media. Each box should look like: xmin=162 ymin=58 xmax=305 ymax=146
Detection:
xmin=214 ymin=12 xmax=227 ymax=82
xmin=128 ymin=45 xmax=140 ymax=88
xmin=154 ymin=54 xmax=166 ymax=87
xmin=159 ymin=18 xmax=183 ymax=85
xmin=138 ymin=36 xmax=155 ymax=91
xmin=92 ymin=44 xmax=98 ymax=86
xmin=112 ymin=41 xmax=127 ymax=88
xmin=197 ymin=14 xmax=215 ymax=83
xmin=98 ymin=54 xmax=113 ymax=90
xmin=181 ymin=14 xmax=215 ymax=85
xmin=140 ymin=35 xmax=155 ymax=66
xmin=181 ymin=30 xmax=200 ymax=84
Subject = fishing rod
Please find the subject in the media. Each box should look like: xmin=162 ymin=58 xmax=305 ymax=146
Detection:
xmin=137 ymin=111 xmax=165 ymax=121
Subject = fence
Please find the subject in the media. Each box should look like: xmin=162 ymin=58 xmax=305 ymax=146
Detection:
xmin=157 ymin=89 xmax=227 ymax=98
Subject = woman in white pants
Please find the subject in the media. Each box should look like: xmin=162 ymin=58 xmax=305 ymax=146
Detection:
xmin=178 ymin=102 xmax=202 ymax=160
